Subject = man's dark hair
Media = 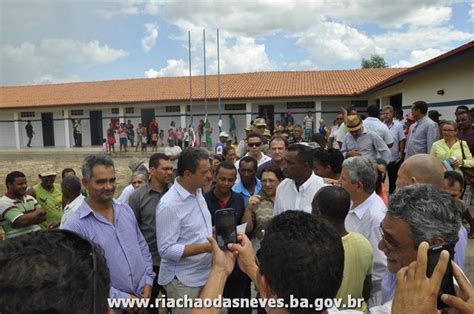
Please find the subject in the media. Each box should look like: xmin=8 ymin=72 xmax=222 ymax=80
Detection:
xmin=215 ymin=161 xmax=237 ymax=175
xmin=149 ymin=153 xmax=170 ymax=169
xmin=82 ymin=154 xmax=114 ymax=181
xmin=0 ymin=230 xmax=110 ymax=314
xmin=239 ymin=156 xmax=258 ymax=171
xmin=61 ymin=175 xmax=82 ymax=194
xmin=455 ymin=105 xmax=469 ymax=114
xmin=5 ymin=171 xmax=26 ymax=187
xmin=313 ymin=149 xmax=343 ymax=175
xmin=259 ymin=211 xmax=344 ymax=311
xmin=61 ymin=168 xmax=76 ymax=178
xmin=246 ymin=132 xmax=263 ymax=141
xmin=412 ymin=101 xmax=428 ymax=115
xmin=177 ymin=147 xmax=209 ymax=177
xmin=367 ymin=104 xmax=380 ymax=118
xmin=312 ymin=186 xmax=351 ymax=220
xmin=261 ymin=163 xmax=285 ymax=181
xmin=269 ymin=135 xmax=289 ymax=148
xmin=288 ymin=144 xmax=313 ymax=169
xmin=444 ymin=170 xmax=464 ymax=189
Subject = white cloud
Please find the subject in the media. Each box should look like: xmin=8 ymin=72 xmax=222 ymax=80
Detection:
xmin=470 ymin=3 xmax=474 ymax=21
xmin=141 ymin=23 xmax=159 ymax=52
xmin=145 ymin=59 xmax=189 ymax=77
xmin=393 ymin=48 xmax=445 ymax=67
xmin=1 ymin=39 xmax=128 ymax=85
xmin=208 ymin=37 xmax=273 ymax=73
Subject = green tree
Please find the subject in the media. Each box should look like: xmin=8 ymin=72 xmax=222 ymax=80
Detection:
xmin=361 ymin=55 xmax=389 ymax=68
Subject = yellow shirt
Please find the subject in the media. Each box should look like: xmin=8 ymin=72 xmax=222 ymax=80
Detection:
xmin=33 ymin=183 xmax=62 ymax=228
xmin=336 ymin=232 xmax=373 ymax=312
xmin=430 ymin=139 xmax=474 ymax=175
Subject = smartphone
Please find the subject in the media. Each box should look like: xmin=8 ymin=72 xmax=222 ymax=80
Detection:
xmin=214 ymin=208 xmax=237 ymax=251
xmin=426 ymin=243 xmax=455 ymax=310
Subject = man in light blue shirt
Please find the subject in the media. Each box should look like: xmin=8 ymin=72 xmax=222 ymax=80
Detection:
xmin=156 ymin=148 xmax=213 ymax=314
xmin=405 ymin=100 xmax=439 ymax=159
xmin=232 ymin=156 xmax=262 ymax=206
xmin=62 ymin=154 xmax=155 ymax=312
xmin=341 ymin=115 xmax=391 ymax=164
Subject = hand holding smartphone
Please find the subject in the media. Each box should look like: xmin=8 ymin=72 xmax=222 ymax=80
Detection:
xmin=426 ymin=243 xmax=456 ymax=310
xmin=214 ymin=208 xmax=237 ymax=251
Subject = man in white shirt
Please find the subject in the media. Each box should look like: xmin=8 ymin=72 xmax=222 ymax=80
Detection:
xmin=164 ymin=136 xmax=183 ymax=178
xmin=59 ymin=175 xmax=85 ymax=228
xmin=235 ymin=132 xmax=271 ymax=177
xmin=156 ymin=148 xmax=213 ymax=314
xmin=328 ymin=112 xmax=344 ymax=149
xmin=273 ymin=144 xmax=325 ymax=215
xmin=382 ymin=105 xmax=406 ymax=194
xmin=363 ymin=105 xmax=394 ymax=148
xmin=340 ymin=156 xmax=387 ymax=307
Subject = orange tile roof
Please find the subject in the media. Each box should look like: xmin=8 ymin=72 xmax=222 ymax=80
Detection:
xmin=0 ymin=68 xmax=405 ymax=110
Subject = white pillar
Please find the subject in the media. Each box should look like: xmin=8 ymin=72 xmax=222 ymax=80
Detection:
xmin=64 ymin=109 xmax=71 ymax=148
xmin=119 ymin=107 xmax=125 ymax=123
xmin=315 ymin=100 xmax=322 ymax=132
xmin=245 ymin=103 xmax=252 ymax=127
xmin=180 ymin=104 xmax=187 ymax=128
xmin=13 ymin=112 xmax=21 ymax=149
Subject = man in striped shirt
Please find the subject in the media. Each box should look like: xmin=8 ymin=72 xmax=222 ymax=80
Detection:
xmin=0 ymin=171 xmax=45 ymax=239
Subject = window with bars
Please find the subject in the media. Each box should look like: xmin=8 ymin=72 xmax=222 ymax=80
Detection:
xmin=125 ymin=107 xmax=134 ymax=114
xmin=111 ymin=108 xmax=119 ymax=114
xmin=71 ymin=110 xmax=84 ymax=116
xmin=165 ymin=106 xmax=180 ymax=112
xmin=20 ymin=112 xmax=35 ymax=118
xmin=225 ymin=104 xmax=246 ymax=111
xmin=286 ymin=102 xmax=314 ymax=109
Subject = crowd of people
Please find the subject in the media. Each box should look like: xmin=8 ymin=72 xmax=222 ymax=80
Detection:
xmin=1 ymin=102 xmax=474 ymax=314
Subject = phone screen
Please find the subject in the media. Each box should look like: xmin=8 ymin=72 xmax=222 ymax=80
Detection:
xmin=426 ymin=243 xmax=455 ymax=310
xmin=215 ymin=208 xmax=237 ymax=251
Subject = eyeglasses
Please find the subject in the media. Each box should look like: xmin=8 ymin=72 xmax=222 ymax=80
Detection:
xmin=442 ymin=129 xmax=455 ymax=132
xmin=248 ymin=142 xmax=262 ymax=148
xmin=379 ymin=224 xmax=401 ymax=251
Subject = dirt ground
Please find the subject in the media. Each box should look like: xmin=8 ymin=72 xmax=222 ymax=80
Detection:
xmin=0 ymin=148 xmax=158 ymax=196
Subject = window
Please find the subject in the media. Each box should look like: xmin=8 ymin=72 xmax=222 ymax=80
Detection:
xmin=350 ymin=100 xmax=368 ymax=108
xmin=125 ymin=107 xmax=134 ymax=114
xmin=20 ymin=112 xmax=35 ymax=118
xmin=286 ymin=102 xmax=314 ymax=109
xmin=111 ymin=108 xmax=119 ymax=114
xmin=225 ymin=104 xmax=246 ymax=111
xmin=165 ymin=106 xmax=180 ymax=112
xmin=71 ymin=110 xmax=84 ymax=116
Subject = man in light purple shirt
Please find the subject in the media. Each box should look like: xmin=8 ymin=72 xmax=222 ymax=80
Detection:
xmin=156 ymin=147 xmax=214 ymax=314
xmin=63 ymin=154 xmax=154 ymax=311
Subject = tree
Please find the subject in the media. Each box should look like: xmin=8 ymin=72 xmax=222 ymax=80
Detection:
xmin=361 ymin=55 xmax=389 ymax=68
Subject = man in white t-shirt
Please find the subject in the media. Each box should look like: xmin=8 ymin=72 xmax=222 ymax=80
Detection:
xmin=273 ymin=144 xmax=325 ymax=215
xmin=329 ymin=112 xmax=344 ymax=149
xmin=164 ymin=136 xmax=182 ymax=178
xmin=340 ymin=156 xmax=387 ymax=307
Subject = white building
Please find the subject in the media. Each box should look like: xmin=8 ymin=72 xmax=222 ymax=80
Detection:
xmin=0 ymin=41 xmax=472 ymax=149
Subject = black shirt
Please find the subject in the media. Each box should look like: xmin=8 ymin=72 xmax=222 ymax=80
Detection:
xmin=204 ymin=187 xmax=245 ymax=226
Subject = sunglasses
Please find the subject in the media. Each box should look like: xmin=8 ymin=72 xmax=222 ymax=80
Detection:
xmin=248 ymin=142 xmax=262 ymax=148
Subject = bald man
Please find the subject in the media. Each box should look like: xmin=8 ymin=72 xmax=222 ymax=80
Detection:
xmin=379 ymin=153 xmax=467 ymax=306
xmin=395 ymin=154 xmax=445 ymax=189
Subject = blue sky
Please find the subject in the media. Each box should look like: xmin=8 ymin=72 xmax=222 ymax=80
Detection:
xmin=1 ymin=0 xmax=472 ymax=86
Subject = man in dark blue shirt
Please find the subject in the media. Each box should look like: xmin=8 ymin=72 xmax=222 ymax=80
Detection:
xmin=204 ymin=161 xmax=250 ymax=314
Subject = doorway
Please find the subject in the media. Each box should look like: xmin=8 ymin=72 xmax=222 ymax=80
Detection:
xmin=258 ymin=105 xmax=274 ymax=132
xmin=89 ymin=110 xmax=103 ymax=146
xmin=41 ymin=113 xmax=55 ymax=147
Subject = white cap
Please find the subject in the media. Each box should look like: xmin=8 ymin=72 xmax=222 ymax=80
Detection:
xmin=219 ymin=131 xmax=229 ymax=138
